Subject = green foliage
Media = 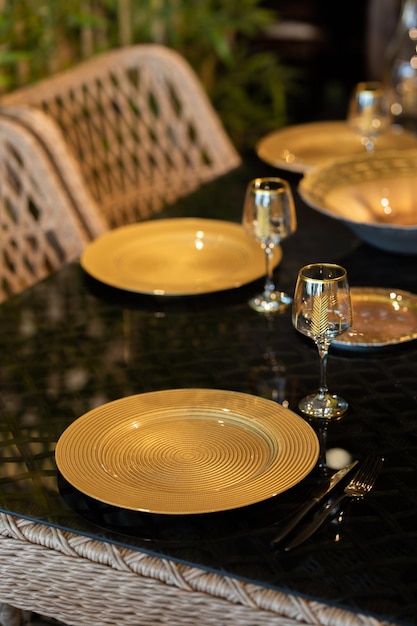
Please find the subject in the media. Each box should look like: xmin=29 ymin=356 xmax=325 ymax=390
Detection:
xmin=212 ymin=48 xmax=292 ymax=152
xmin=0 ymin=0 xmax=293 ymax=151
xmin=128 ymin=0 xmax=294 ymax=149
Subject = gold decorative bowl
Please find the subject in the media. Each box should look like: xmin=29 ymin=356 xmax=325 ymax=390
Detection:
xmin=298 ymin=149 xmax=417 ymax=254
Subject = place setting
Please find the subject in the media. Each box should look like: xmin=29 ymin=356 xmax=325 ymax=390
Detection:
xmin=239 ymin=169 xmax=417 ymax=354
xmin=294 ymin=110 xmax=417 ymax=352
xmin=61 ymin=182 xmax=316 ymax=541
xmin=54 ymin=257 xmax=386 ymax=552
xmin=62 ymin=189 xmax=390 ymax=549
xmin=256 ymin=80 xmax=417 ymax=174
xmin=54 ymin=387 xmax=324 ymax=548
xmin=72 ymin=154 xmax=400 ymax=552
xmin=270 ymin=261 xmax=385 ymax=551
xmin=70 ymin=169 xmax=397 ymax=551
xmin=255 ymin=81 xmax=417 ymax=355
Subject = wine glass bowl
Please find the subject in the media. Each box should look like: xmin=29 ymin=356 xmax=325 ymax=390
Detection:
xmin=242 ymin=177 xmax=297 ymax=313
xmin=347 ymin=81 xmax=392 ymax=152
xmin=293 ymin=263 xmax=352 ymax=420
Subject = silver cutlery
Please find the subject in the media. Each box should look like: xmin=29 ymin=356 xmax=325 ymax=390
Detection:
xmin=283 ymin=454 xmax=384 ymax=551
xmin=270 ymin=459 xmax=358 ymax=548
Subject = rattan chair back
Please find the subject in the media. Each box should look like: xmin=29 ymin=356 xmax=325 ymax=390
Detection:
xmin=0 ymin=44 xmax=241 ymax=229
xmin=0 ymin=116 xmax=103 ymax=303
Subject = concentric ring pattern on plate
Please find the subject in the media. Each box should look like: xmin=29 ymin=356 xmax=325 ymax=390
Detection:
xmin=55 ymin=389 xmax=319 ymax=514
xmin=80 ymin=218 xmax=282 ymax=296
xmin=256 ymin=121 xmax=417 ymax=173
xmin=333 ymin=287 xmax=417 ymax=349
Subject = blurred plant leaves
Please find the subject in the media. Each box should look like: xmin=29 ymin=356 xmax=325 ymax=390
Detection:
xmin=0 ymin=0 xmax=295 ymax=151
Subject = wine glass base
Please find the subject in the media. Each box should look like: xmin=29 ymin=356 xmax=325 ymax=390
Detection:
xmin=298 ymin=393 xmax=348 ymax=420
xmin=248 ymin=291 xmax=292 ymax=314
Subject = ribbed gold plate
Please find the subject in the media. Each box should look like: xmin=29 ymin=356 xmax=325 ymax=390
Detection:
xmin=81 ymin=218 xmax=282 ymax=296
xmin=55 ymin=389 xmax=319 ymax=514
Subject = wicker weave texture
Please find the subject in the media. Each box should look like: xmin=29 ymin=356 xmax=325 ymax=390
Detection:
xmin=0 ymin=117 xmax=100 ymax=303
xmin=0 ymin=44 xmax=241 ymax=230
xmin=0 ymin=514 xmax=392 ymax=626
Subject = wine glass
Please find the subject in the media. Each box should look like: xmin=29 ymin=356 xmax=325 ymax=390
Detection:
xmin=293 ymin=263 xmax=352 ymax=475
xmin=242 ymin=177 xmax=297 ymax=313
xmin=293 ymin=263 xmax=352 ymax=419
xmin=347 ymin=81 xmax=392 ymax=152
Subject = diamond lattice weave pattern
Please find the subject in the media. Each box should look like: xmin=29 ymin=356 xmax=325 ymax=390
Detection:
xmin=0 ymin=45 xmax=241 ymax=229
xmin=0 ymin=118 xmax=89 ymax=303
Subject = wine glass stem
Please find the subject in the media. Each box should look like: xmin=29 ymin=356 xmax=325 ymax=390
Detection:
xmin=317 ymin=344 xmax=330 ymax=399
xmin=317 ymin=343 xmax=331 ymax=475
xmin=263 ymin=244 xmax=275 ymax=295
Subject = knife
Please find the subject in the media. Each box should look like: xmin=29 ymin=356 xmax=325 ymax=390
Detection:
xmin=283 ymin=455 xmax=383 ymax=552
xmin=270 ymin=460 xmax=358 ymax=548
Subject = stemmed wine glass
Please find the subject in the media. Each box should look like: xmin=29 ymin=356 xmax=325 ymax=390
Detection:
xmin=347 ymin=81 xmax=392 ymax=152
xmin=293 ymin=263 xmax=352 ymax=473
xmin=242 ymin=177 xmax=297 ymax=313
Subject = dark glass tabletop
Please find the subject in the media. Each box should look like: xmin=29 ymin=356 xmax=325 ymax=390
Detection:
xmin=1 ymin=159 xmax=417 ymax=625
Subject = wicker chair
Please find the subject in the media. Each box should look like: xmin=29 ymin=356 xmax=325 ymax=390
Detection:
xmin=0 ymin=44 xmax=240 ymax=625
xmin=0 ymin=115 xmax=105 ymax=304
xmin=0 ymin=44 xmax=241 ymax=231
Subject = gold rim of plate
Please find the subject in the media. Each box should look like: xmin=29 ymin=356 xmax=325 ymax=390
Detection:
xmin=81 ymin=218 xmax=282 ymax=296
xmin=256 ymin=121 xmax=417 ymax=173
xmin=333 ymin=287 xmax=417 ymax=349
xmin=55 ymin=389 xmax=319 ymax=515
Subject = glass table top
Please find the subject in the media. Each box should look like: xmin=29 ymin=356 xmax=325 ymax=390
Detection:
xmin=1 ymin=164 xmax=417 ymax=625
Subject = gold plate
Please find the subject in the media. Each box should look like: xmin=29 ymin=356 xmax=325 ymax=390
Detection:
xmin=81 ymin=218 xmax=282 ymax=296
xmin=55 ymin=389 xmax=319 ymax=514
xmin=333 ymin=287 xmax=417 ymax=349
xmin=256 ymin=121 xmax=417 ymax=173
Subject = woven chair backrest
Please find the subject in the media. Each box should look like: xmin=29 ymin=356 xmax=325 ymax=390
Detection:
xmin=0 ymin=117 xmax=92 ymax=302
xmin=0 ymin=44 xmax=241 ymax=229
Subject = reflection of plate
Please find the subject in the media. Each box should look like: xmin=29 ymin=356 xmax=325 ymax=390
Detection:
xmin=81 ymin=218 xmax=281 ymax=296
xmin=333 ymin=287 xmax=417 ymax=349
xmin=55 ymin=389 xmax=319 ymax=514
xmin=256 ymin=121 xmax=417 ymax=173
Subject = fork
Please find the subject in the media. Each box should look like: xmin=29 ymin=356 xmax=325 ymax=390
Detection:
xmin=284 ymin=455 xmax=384 ymax=551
